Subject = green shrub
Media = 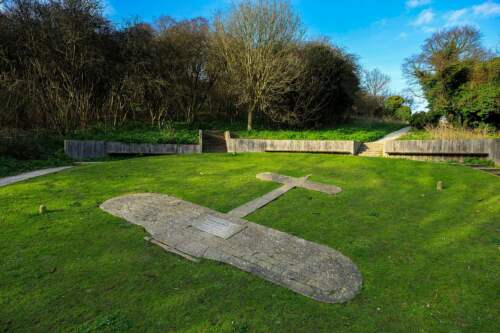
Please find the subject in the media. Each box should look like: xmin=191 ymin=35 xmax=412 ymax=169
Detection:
xmin=384 ymin=96 xmax=404 ymax=111
xmin=456 ymin=84 xmax=500 ymax=127
xmin=0 ymin=135 xmax=65 ymax=160
xmin=395 ymin=105 xmax=412 ymax=122
xmin=0 ymin=132 xmax=70 ymax=177
xmin=384 ymin=95 xmax=412 ymax=121
xmin=409 ymin=112 xmax=429 ymax=129
xmin=0 ymin=156 xmax=71 ymax=178
xmin=463 ymin=158 xmax=494 ymax=166
xmin=409 ymin=111 xmax=440 ymax=129
xmin=404 ymin=27 xmax=499 ymax=128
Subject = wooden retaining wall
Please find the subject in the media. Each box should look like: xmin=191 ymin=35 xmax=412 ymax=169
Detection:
xmin=225 ymin=131 xmax=360 ymax=155
xmin=64 ymin=140 xmax=106 ymax=160
xmin=384 ymin=139 xmax=500 ymax=165
xmin=65 ymin=139 xmax=201 ymax=160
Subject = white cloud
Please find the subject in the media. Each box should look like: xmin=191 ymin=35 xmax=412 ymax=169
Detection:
xmin=413 ymin=9 xmax=435 ymax=26
xmin=447 ymin=9 xmax=468 ymax=23
xmin=442 ymin=1 xmax=500 ymax=27
xmin=473 ymin=1 xmax=500 ymax=17
xmin=445 ymin=8 xmax=469 ymax=25
xmin=406 ymin=0 xmax=432 ymax=9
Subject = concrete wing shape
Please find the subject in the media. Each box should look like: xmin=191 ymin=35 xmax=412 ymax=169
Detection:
xmin=100 ymin=193 xmax=362 ymax=304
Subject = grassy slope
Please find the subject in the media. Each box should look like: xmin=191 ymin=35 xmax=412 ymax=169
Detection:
xmin=399 ymin=129 xmax=500 ymax=141
xmin=69 ymin=120 xmax=405 ymax=144
xmin=70 ymin=125 xmax=200 ymax=144
xmin=0 ymin=120 xmax=402 ymax=178
xmin=398 ymin=129 xmax=432 ymax=140
xmin=233 ymin=121 xmax=404 ymax=142
xmin=0 ymin=136 xmax=72 ymax=178
xmin=0 ymin=154 xmax=498 ymax=333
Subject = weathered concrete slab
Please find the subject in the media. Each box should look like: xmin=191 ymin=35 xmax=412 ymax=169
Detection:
xmin=101 ymin=193 xmax=362 ymax=303
xmin=0 ymin=166 xmax=73 ymax=187
xmin=257 ymin=172 xmax=343 ymax=195
xmin=227 ymin=184 xmax=294 ymax=218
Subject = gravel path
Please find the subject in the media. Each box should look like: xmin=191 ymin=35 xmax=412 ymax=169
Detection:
xmin=373 ymin=126 xmax=411 ymax=142
xmin=0 ymin=166 xmax=73 ymax=187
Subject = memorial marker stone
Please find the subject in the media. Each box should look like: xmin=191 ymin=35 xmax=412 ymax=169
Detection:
xmin=100 ymin=173 xmax=362 ymax=303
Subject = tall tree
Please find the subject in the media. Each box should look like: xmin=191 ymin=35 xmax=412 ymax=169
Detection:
xmin=403 ymin=26 xmax=498 ymax=125
xmin=0 ymin=0 xmax=114 ymax=133
xmin=362 ymin=68 xmax=391 ymax=98
xmin=266 ymin=41 xmax=360 ymax=127
xmin=156 ymin=16 xmax=216 ymax=124
xmin=214 ymin=0 xmax=304 ymax=130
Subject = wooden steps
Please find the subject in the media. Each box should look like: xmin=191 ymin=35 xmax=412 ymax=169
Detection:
xmin=357 ymin=143 xmax=384 ymax=157
xmin=202 ymin=131 xmax=227 ymax=153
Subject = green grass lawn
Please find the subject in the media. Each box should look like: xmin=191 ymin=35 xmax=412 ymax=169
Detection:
xmin=233 ymin=121 xmax=405 ymax=142
xmin=0 ymin=154 xmax=498 ymax=332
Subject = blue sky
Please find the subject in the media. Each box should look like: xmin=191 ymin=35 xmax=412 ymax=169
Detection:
xmin=105 ymin=1 xmax=499 ymax=110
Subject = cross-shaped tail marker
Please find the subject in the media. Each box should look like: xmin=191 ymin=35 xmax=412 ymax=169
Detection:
xmin=227 ymin=172 xmax=342 ymax=218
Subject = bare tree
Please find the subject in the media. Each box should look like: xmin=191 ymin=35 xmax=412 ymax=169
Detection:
xmin=156 ymin=16 xmax=216 ymax=124
xmin=362 ymin=68 xmax=391 ymax=98
xmin=214 ymin=0 xmax=304 ymax=130
xmin=0 ymin=0 xmax=113 ymax=133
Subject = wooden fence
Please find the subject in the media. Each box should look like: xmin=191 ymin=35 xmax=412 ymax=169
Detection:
xmin=384 ymin=139 xmax=499 ymax=165
xmin=64 ymin=131 xmax=499 ymax=166
xmin=65 ymin=140 xmax=202 ymax=160
xmin=65 ymin=130 xmax=202 ymax=160
xmin=224 ymin=131 xmax=360 ymax=155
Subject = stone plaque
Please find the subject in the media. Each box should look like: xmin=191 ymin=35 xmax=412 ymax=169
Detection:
xmin=191 ymin=214 xmax=246 ymax=239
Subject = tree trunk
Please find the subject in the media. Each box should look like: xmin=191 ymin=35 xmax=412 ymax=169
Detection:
xmin=247 ymin=107 xmax=254 ymax=131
